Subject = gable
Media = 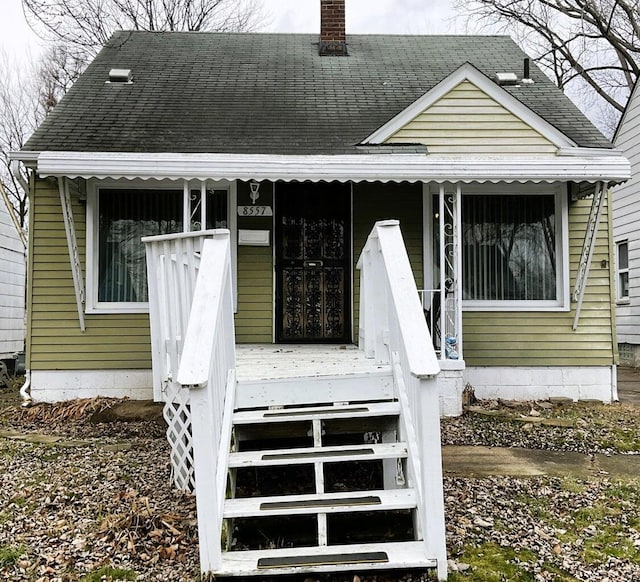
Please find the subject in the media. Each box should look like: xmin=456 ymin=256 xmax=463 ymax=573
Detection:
xmin=385 ymin=80 xmax=558 ymax=155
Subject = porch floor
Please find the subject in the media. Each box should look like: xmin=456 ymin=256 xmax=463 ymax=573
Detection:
xmin=235 ymin=344 xmax=390 ymax=382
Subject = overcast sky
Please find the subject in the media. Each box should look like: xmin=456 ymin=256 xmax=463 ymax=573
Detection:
xmin=0 ymin=0 xmax=462 ymax=62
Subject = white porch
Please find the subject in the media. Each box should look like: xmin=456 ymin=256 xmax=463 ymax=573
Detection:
xmin=143 ymin=222 xmax=450 ymax=580
xmin=235 ymin=344 xmax=464 ymax=416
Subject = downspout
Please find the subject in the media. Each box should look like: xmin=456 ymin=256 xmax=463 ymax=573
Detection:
xmin=9 ymin=160 xmax=31 ymax=404
xmin=606 ymin=187 xmax=620 ymax=402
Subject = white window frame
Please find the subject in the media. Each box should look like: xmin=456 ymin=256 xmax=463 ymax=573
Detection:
xmin=86 ymin=178 xmax=237 ymax=314
xmin=615 ymin=239 xmax=630 ymax=304
xmin=461 ymin=183 xmax=569 ymax=312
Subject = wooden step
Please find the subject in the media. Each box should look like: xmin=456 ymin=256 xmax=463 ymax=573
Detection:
xmin=233 ymin=401 xmax=400 ymax=425
xmin=217 ymin=541 xmax=436 ymax=576
xmin=224 ymin=489 xmax=417 ymax=518
xmin=228 ymin=442 xmax=407 ymax=468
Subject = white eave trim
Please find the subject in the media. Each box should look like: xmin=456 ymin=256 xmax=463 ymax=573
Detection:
xmin=15 ymin=150 xmax=632 ymax=184
xmin=361 ymin=63 xmax=578 ymax=149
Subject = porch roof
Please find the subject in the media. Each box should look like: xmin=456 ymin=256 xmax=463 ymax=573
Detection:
xmin=20 ymin=149 xmax=631 ymax=185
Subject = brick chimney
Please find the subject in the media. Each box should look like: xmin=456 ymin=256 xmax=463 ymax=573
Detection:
xmin=319 ymin=0 xmax=347 ymax=56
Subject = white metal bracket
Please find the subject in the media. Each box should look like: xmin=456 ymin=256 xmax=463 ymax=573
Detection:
xmin=572 ymin=181 xmax=606 ymax=331
xmin=58 ymin=177 xmax=86 ymax=332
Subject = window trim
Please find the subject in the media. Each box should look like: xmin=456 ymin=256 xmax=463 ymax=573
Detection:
xmin=86 ymin=178 xmax=236 ymax=314
xmin=461 ymin=183 xmax=569 ymax=312
xmin=615 ymin=239 xmax=630 ymax=304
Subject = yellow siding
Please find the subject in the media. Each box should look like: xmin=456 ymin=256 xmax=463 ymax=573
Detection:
xmin=28 ymin=178 xmax=152 ymax=370
xmin=353 ymin=182 xmax=424 ymax=335
xmin=386 ymin=81 xmax=557 ymax=155
xmin=234 ymin=180 xmax=274 ymax=343
xmin=462 ymin=193 xmax=615 ymax=366
xmin=235 ymin=246 xmax=273 ymax=342
xmin=29 ymin=177 xmax=613 ymax=369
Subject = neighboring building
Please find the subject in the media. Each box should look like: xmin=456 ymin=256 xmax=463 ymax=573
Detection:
xmin=11 ymin=2 xmax=629 ymax=407
xmin=613 ymin=80 xmax=640 ymax=365
xmin=0 ymin=191 xmax=26 ymax=364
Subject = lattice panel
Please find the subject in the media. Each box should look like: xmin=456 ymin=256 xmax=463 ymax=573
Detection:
xmin=163 ymin=382 xmax=195 ymax=492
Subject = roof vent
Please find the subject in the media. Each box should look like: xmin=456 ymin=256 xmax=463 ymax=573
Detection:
xmin=495 ymin=72 xmax=518 ymax=86
xmin=107 ymin=68 xmax=133 ymax=83
xmin=521 ymin=57 xmax=535 ymax=85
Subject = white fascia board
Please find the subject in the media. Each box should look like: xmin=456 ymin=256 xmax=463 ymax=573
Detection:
xmin=34 ymin=150 xmax=630 ymax=184
xmin=362 ymin=62 xmax=576 ymax=149
xmin=9 ymin=150 xmax=40 ymax=168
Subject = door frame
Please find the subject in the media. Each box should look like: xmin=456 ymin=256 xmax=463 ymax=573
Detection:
xmin=272 ymin=181 xmax=353 ymax=344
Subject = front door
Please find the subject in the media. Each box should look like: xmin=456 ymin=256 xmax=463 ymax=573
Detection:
xmin=275 ymin=182 xmax=351 ymax=343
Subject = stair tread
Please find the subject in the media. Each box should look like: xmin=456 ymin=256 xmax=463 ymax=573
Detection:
xmin=228 ymin=442 xmax=408 ymax=467
xmin=233 ymin=400 xmax=400 ymax=424
xmin=217 ymin=541 xmax=436 ymax=576
xmin=224 ymin=489 xmax=417 ymax=517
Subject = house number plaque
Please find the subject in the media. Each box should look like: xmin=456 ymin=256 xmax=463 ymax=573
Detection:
xmin=237 ymin=205 xmax=273 ymax=217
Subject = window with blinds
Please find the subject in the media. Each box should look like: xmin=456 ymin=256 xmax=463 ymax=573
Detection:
xmin=462 ymin=194 xmax=557 ymax=302
xmin=96 ymin=186 xmax=229 ymax=305
xmin=98 ymin=189 xmax=183 ymax=303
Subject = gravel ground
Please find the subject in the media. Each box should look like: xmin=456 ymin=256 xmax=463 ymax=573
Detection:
xmin=0 ymin=384 xmax=638 ymax=581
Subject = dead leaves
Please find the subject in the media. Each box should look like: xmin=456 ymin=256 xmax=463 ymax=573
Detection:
xmin=12 ymin=397 xmax=118 ymax=427
xmin=95 ymin=488 xmax=195 ymax=564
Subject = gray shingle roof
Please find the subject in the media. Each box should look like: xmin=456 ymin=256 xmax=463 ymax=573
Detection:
xmin=23 ymin=31 xmax=612 ymax=154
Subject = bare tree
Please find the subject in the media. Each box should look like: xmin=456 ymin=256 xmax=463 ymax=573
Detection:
xmin=22 ymin=0 xmax=266 ymax=63
xmin=0 ymin=50 xmax=42 ymax=233
xmin=0 ymin=44 xmax=85 ymax=232
xmin=455 ymin=0 xmax=640 ymax=133
xmin=38 ymin=44 xmax=86 ymax=111
xmin=5 ymin=0 xmax=266 ymax=235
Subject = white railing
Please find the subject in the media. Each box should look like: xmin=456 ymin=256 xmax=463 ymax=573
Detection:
xmin=357 ymin=219 xmax=447 ymax=581
xmin=144 ymin=229 xmax=224 ymax=491
xmin=177 ymin=232 xmax=236 ymax=574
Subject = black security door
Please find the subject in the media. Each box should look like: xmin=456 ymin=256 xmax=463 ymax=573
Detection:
xmin=275 ymin=182 xmax=351 ymax=343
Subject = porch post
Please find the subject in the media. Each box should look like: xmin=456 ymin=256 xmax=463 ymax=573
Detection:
xmin=455 ymin=183 xmax=463 ymax=360
xmin=438 ymin=184 xmax=462 ymax=361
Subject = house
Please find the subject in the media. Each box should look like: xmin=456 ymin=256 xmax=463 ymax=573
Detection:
xmin=612 ymin=80 xmax=640 ymax=365
xmin=0 ymin=185 xmax=26 ymax=374
xmin=10 ymin=1 xmax=630 ymax=577
xmin=11 ymin=12 xmax=628 ymax=407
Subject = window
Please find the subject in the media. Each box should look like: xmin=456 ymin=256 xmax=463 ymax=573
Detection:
xmin=87 ymin=181 xmax=231 ymax=313
xmin=616 ymin=240 xmax=629 ymax=302
xmin=462 ymin=189 xmax=566 ymax=309
xmin=99 ymin=189 xmax=183 ymax=303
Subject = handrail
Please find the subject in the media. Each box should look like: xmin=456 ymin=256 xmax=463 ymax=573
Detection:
xmin=357 ymin=220 xmax=447 ymax=580
xmin=356 ymin=219 xmax=439 ymax=377
xmin=176 ymin=232 xmax=236 ymax=573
